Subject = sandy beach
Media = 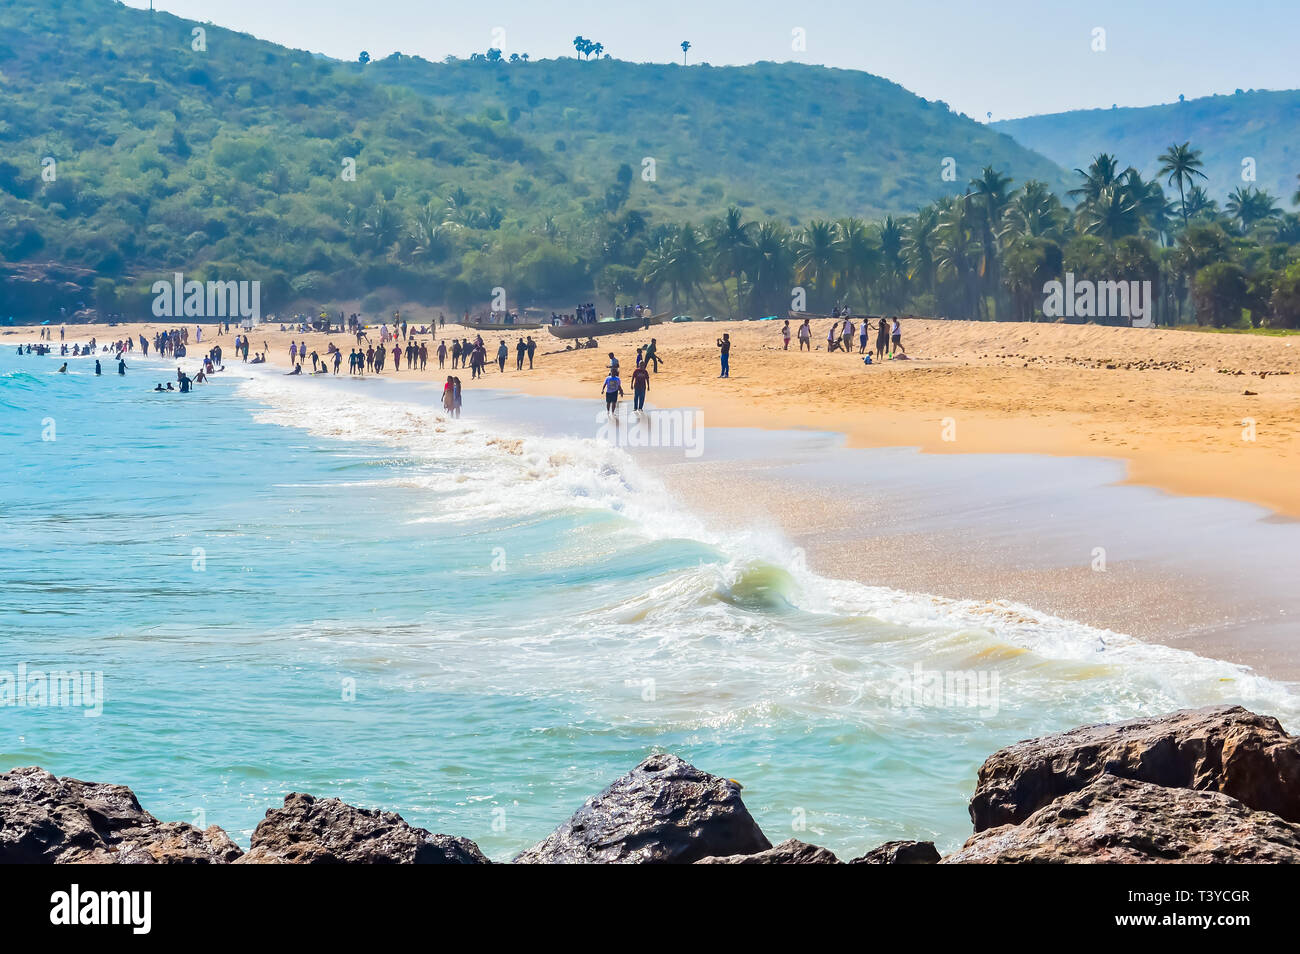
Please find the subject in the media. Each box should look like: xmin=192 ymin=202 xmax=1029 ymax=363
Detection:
xmin=15 ymin=315 xmax=1300 ymax=516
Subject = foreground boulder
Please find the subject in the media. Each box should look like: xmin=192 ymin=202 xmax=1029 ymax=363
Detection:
xmin=969 ymin=705 xmax=1300 ymax=831
xmin=0 ymin=766 xmax=241 ymax=863
xmin=695 ymin=839 xmax=840 ymax=864
xmin=236 ymin=792 xmax=488 ymax=864
xmin=515 ymin=754 xmax=771 ymax=863
xmin=946 ymin=774 xmax=1300 ymax=863
xmin=850 ymin=840 xmax=941 ymax=864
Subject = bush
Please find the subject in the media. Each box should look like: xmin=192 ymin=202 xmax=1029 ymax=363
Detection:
xmin=1193 ymin=262 xmax=1249 ymax=327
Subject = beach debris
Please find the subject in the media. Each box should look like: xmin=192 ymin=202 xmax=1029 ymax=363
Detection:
xmin=966 ymin=704 xmax=1300 ymax=832
xmin=943 ymin=775 xmax=1300 ymax=863
xmin=696 ymin=838 xmax=841 ymax=864
xmin=849 ymin=840 xmax=940 ymax=864
xmin=513 ymin=753 xmax=771 ymax=863
xmin=235 ymin=792 xmax=488 ymax=864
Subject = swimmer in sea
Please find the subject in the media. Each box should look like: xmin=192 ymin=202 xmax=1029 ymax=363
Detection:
xmin=117 ymin=358 xmax=127 ymax=375
xmin=57 ymin=363 xmax=68 ymax=373
xmin=95 ymin=359 xmax=102 ymax=375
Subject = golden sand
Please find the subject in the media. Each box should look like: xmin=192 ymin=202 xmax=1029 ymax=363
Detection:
xmin=19 ymin=315 xmax=1296 ymax=517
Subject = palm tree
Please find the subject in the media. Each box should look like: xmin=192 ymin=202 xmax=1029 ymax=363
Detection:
xmin=968 ymin=166 xmax=1013 ymax=315
xmin=1156 ymin=142 xmax=1207 ymax=226
xmin=876 ymin=215 xmax=909 ymax=311
xmin=681 ymin=41 xmax=691 ymax=65
xmin=1123 ymin=169 xmax=1173 ymax=244
xmin=1182 ymin=185 xmax=1218 ymax=222
xmin=903 ymin=205 xmax=941 ymax=297
xmin=834 ymin=217 xmax=879 ymax=309
xmin=1225 ymin=186 xmax=1281 ymax=233
xmin=794 ymin=220 xmax=839 ymax=308
xmin=708 ymin=207 xmax=754 ymax=317
xmin=999 ymin=181 xmax=1064 ymax=241
xmin=1068 ymin=153 xmax=1124 ymax=204
xmin=742 ymin=221 xmax=795 ymax=316
xmin=1077 ymin=184 xmax=1141 ymax=242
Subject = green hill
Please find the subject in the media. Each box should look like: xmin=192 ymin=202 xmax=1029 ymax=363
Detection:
xmin=363 ymin=55 xmax=1071 ymax=222
xmin=0 ymin=0 xmax=1074 ymax=320
xmin=994 ymin=90 xmax=1300 ymax=208
xmin=0 ymin=0 xmax=598 ymax=316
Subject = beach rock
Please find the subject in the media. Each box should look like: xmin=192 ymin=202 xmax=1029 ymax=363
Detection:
xmin=849 ymin=840 xmax=941 ymax=864
xmin=944 ymin=774 xmax=1300 ymax=863
xmin=968 ymin=705 xmax=1300 ymax=831
xmin=695 ymin=839 xmax=840 ymax=864
xmin=0 ymin=766 xmax=241 ymax=863
xmin=236 ymin=792 xmax=487 ymax=864
xmin=514 ymin=754 xmax=772 ymax=863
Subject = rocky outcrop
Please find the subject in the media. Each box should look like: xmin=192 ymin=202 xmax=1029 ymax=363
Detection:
xmin=0 ymin=766 xmax=241 ymax=864
xmin=235 ymin=793 xmax=488 ymax=864
xmin=969 ymin=705 xmax=1300 ymax=831
xmin=945 ymin=774 xmax=1300 ymax=863
xmin=514 ymin=754 xmax=771 ymax=863
xmin=850 ymin=840 xmax=941 ymax=864
xmin=695 ymin=839 xmax=840 ymax=864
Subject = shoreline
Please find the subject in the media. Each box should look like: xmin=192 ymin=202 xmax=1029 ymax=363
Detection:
xmin=12 ymin=320 xmax=1300 ymax=683
xmin=10 ymin=316 xmax=1299 ymax=517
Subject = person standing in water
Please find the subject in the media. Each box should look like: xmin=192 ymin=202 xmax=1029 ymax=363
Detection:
xmin=94 ymin=359 xmax=102 ymax=376
xmin=117 ymin=357 xmax=127 ymax=375
xmin=602 ymin=367 xmax=624 ymax=415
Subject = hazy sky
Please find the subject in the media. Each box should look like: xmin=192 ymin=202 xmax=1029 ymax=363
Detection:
xmin=122 ymin=0 xmax=1298 ymax=119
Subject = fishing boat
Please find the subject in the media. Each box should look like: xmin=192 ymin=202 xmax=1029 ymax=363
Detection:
xmin=546 ymin=312 xmax=667 ymax=339
xmin=462 ymin=310 xmax=547 ymax=331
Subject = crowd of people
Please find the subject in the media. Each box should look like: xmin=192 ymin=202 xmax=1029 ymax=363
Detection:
xmin=779 ymin=315 xmax=906 ymax=362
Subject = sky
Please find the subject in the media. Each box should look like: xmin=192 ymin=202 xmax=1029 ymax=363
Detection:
xmin=121 ymin=0 xmax=1299 ymax=120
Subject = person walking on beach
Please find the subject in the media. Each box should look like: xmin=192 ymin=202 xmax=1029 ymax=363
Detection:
xmin=392 ymin=342 xmax=402 ymax=370
xmin=841 ymin=319 xmax=855 ymax=354
xmin=602 ymin=367 xmax=624 ymax=415
xmin=437 ymin=340 xmax=447 ymax=369
xmin=644 ymin=338 xmax=660 ymax=373
xmin=515 ymin=337 xmax=526 ymax=371
xmin=859 ymin=318 xmax=869 ymax=353
xmin=717 ymin=333 xmax=731 ymax=378
xmin=526 ymin=336 xmax=536 ymax=369
xmin=497 ymin=339 xmax=508 ymax=373
xmin=798 ymin=318 xmax=811 ymax=351
xmin=450 ymin=339 xmax=461 ymax=369
xmin=781 ymin=320 xmax=791 ymax=350
xmin=875 ymin=318 xmax=889 ymax=362
xmin=890 ymin=317 xmax=904 ymax=357
xmin=631 ymin=360 xmax=650 ymax=413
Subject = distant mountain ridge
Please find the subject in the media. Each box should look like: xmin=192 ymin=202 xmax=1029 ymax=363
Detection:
xmin=360 ymin=55 xmax=1073 ymax=221
xmin=994 ymin=90 xmax=1300 ymax=207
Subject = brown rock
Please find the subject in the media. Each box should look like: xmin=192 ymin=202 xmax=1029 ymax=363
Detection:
xmin=695 ymin=839 xmax=840 ymax=864
xmin=850 ymin=840 xmax=940 ymax=864
xmin=0 ymin=766 xmax=240 ymax=863
xmin=514 ymin=754 xmax=771 ymax=863
xmin=237 ymin=792 xmax=488 ymax=864
xmin=968 ymin=705 xmax=1300 ymax=831
xmin=945 ymin=774 xmax=1300 ymax=863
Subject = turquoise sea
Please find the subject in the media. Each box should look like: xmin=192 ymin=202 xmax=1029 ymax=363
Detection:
xmin=1 ymin=344 xmax=1296 ymax=860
